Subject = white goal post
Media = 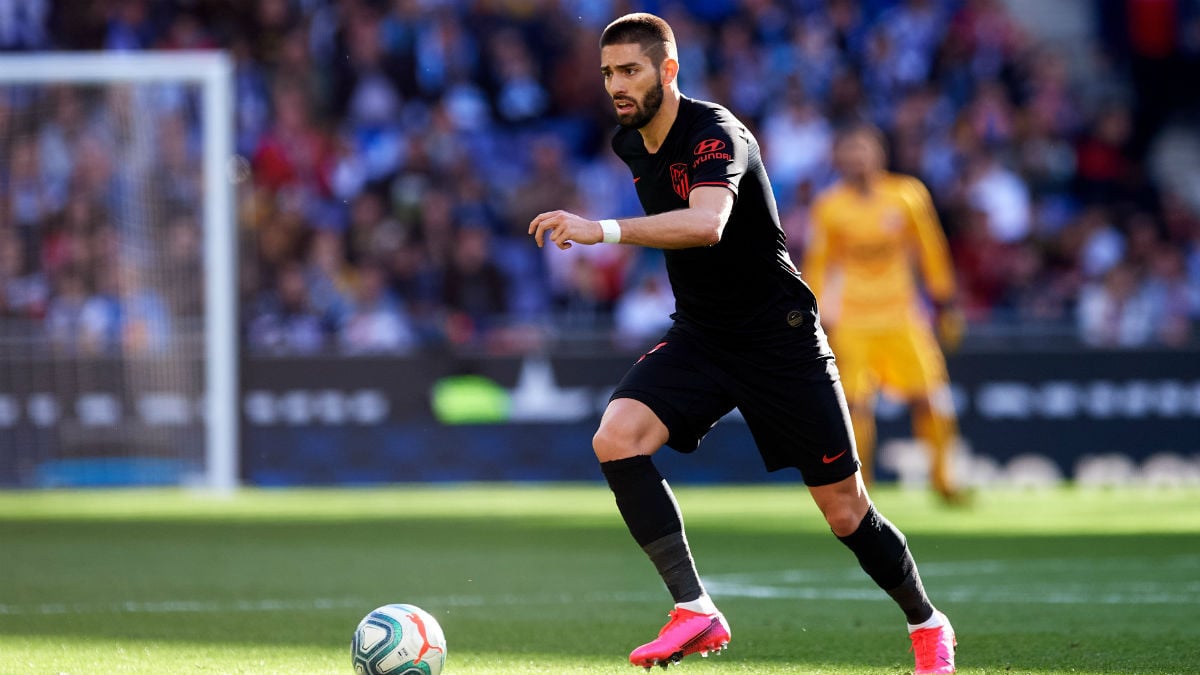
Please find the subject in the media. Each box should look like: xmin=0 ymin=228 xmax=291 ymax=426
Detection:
xmin=0 ymin=52 xmax=237 ymax=492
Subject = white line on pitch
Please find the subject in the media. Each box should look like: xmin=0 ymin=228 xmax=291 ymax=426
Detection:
xmin=3 ymin=555 xmax=1196 ymax=616
xmin=0 ymin=591 xmax=661 ymax=617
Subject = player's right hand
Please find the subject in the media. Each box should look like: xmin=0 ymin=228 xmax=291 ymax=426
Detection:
xmin=529 ymin=210 xmax=602 ymax=250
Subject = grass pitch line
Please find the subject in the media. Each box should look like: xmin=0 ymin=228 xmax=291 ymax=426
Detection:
xmin=6 ymin=553 xmax=1195 ymax=616
xmin=6 ymin=568 xmax=1196 ymax=617
xmin=704 ymin=555 xmax=1200 ymax=606
xmin=705 ymin=578 xmax=1200 ymax=605
xmin=0 ymin=590 xmax=663 ymax=617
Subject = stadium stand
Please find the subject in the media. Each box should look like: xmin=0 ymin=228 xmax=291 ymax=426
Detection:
xmin=1 ymin=0 xmax=1197 ymax=354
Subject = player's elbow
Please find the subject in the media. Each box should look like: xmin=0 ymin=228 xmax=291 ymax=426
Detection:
xmin=697 ymin=212 xmax=725 ymax=246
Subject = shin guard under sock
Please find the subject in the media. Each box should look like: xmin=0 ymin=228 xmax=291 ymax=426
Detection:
xmin=837 ymin=505 xmax=934 ymax=624
xmin=600 ymin=455 xmax=704 ymax=603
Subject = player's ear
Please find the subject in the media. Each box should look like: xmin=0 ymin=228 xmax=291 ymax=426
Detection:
xmin=660 ymin=58 xmax=679 ymax=87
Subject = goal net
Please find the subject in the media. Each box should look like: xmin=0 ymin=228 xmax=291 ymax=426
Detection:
xmin=0 ymin=53 xmax=236 ymax=490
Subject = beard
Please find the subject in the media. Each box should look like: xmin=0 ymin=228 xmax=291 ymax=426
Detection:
xmin=615 ymin=80 xmax=664 ymax=130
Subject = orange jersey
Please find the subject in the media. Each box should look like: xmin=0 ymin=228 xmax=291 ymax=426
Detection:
xmin=803 ymin=173 xmax=955 ymax=329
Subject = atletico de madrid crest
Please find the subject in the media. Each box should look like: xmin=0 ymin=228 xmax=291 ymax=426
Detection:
xmin=670 ymin=163 xmax=689 ymax=200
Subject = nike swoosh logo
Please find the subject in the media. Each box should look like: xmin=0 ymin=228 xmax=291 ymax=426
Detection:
xmin=633 ymin=177 xmax=641 ymax=183
xmin=822 ymin=450 xmax=848 ymax=464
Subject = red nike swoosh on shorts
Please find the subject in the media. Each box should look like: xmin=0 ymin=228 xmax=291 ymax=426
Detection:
xmin=633 ymin=176 xmax=641 ymax=183
xmin=822 ymin=450 xmax=847 ymax=464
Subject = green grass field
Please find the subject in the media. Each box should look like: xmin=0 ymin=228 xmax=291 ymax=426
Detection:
xmin=1 ymin=485 xmax=1197 ymax=675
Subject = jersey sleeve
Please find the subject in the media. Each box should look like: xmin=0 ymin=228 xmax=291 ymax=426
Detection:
xmin=686 ymin=113 xmax=748 ymax=197
xmin=802 ymin=194 xmax=835 ymax=301
xmin=903 ymin=177 xmax=957 ymax=303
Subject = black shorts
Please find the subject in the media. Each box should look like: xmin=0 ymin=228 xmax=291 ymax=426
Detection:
xmin=610 ymin=323 xmax=859 ymax=486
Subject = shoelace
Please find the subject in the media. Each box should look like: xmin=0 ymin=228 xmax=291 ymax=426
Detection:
xmin=909 ymin=626 xmax=948 ymax=669
xmin=658 ymin=608 xmax=688 ymax=636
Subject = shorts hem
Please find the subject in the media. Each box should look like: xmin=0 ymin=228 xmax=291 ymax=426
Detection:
xmin=609 ymin=388 xmax=700 ymax=453
xmin=792 ymin=459 xmax=861 ymax=487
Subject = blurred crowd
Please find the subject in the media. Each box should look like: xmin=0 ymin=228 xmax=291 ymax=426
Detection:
xmin=1 ymin=0 xmax=1199 ymax=356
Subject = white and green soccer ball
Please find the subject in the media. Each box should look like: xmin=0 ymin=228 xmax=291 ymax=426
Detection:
xmin=351 ymin=604 xmax=447 ymax=675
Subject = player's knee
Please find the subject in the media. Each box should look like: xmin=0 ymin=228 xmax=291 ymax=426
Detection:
xmin=824 ymin=507 xmax=864 ymax=537
xmin=929 ymin=385 xmax=956 ymax=416
xmin=592 ymin=425 xmax=638 ymax=462
xmin=810 ymin=473 xmax=871 ymax=536
xmin=593 ymin=399 xmax=669 ymax=462
xmin=819 ymin=494 xmax=871 ymax=537
xmin=593 ymin=422 xmax=666 ymax=462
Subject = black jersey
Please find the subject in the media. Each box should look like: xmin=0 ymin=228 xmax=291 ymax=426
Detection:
xmin=612 ymin=96 xmax=818 ymax=338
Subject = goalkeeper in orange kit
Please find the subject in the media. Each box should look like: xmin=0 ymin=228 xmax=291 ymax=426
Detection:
xmin=804 ymin=122 xmax=966 ymax=503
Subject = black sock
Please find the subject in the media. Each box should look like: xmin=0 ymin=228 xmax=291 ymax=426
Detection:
xmin=837 ymin=505 xmax=934 ymax=625
xmin=600 ymin=455 xmax=705 ymax=603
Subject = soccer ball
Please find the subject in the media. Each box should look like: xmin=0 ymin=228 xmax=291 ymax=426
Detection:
xmin=351 ymin=604 xmax=447 ymax=675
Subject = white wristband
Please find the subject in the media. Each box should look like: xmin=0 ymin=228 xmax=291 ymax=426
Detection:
xmin=599 ymin=218 xmax=622 ymax=244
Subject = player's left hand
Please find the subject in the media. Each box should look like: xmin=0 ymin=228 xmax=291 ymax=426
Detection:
xmin=934 ymin=301 xmax=966 ymax=352
xmin=529 ymin=210 xmax=602 ymax=250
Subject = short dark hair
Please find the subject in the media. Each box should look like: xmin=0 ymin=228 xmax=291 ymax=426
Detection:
xmin=834 ymin=120 xmax=888 ymax=153
xmin=600 ymin=13 xmax=677 ymax=68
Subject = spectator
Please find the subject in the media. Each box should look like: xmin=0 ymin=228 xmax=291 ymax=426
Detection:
xmin=158 ymin=213 xmax=203 ymax=318
xmin=1143 ymin=245 xmax=1196 ymax=345
xmin=879 ymin=0 xmax=947 ymax=78
xmin=409 ymin=8 xmax=481 ymax=101
xmin=505 ymin=134 xmax=579 ymax=239
xmin=761 ymin=89 xmax=833 ymax=198
xmin=304 ymin=229 xmax=354 ymax=331
xmin=442 ymin=226 xmax=509 ymax=345
xmin=151 ymin=112 xmax=202 ymax=217
xmin=73 ymin=263 xmax=170 ymax=354
xmin=36 ymin=86 xmax=88 ymax=206
xmin=1077 ymin=262 xmax=1155 ymax=346
xmin=0 ymin=228 xmax=47 ymax=318
xmin=614 ymin=270 xmax=674 ymax=348
xmin=1074 ymin=206 xmax=1126 ymax=279
xmin=1075 ymin=104 xmax=1137 ymax=204
xmin=157 ymin=9 xmax=215 ymax=51
xmin=104 ymin=0 xmax=155 ymax=52
xmin=784 ymin=16 xmax=839 ymax=103
xmin=0 ymin=0 xmax=48 ymax=50
xmin=965 ymin=152 xmax=1032 ymax=244
xmin=339 ymin=262 xmax=417 ymax=354
xmin=252 ymin=78 xmax=335 ymax=200
xmin=8 ymin=136 xmax=55 ymax=232
xmin=484 ymin=27 xmax=550 ymax=125
xmin=44 ymin=270 xmax=92 ymax=353
xmin=332 ymin=8 xmax=405 ymax=130
xmin=41 ymin=201 xmax=105 ymax=299
xmin=952 ymin=207 xmax=1012 ymax=318
xmin=247 ymin=262 xmax=326 ymax=354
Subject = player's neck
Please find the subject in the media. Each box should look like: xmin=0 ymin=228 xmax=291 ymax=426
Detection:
xmin=847 ymin=173 xmax=880 ymax=195
xmin=638 ymin=91 xmax=682 ymax=154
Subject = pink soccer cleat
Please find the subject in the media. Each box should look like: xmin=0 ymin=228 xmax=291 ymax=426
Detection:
xmin=629 ymin=607 xmax=731 ymax=670
xmin=910 ymin=612 xmax=956 ymax=674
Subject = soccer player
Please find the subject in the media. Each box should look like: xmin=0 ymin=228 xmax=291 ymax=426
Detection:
xmin=804 ymin=123 xmax=966 ymax=503
xmin=528 ymin=13 xmax=956 ymax=675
